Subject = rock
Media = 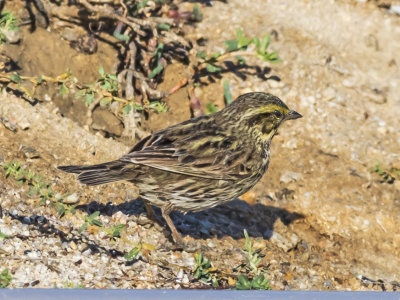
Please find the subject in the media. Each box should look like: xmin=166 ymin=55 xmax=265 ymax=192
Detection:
xmin=4 ymin=30 xmax=21 ymax=44
xmin=60 ymin=27 xmax=82 ymax=42
xmin=64 ymin=193 xmax=79 ymax=204
xmin=0 ymin=116 xmax=18 ymax=132
xmin=342 ymin=78 xmax=356 ymax=88
xmin=323 ymin=87 xmax=336 ymax=100
xmin=365 ymin=88 xmax=387 ymax=104
xmin=269 ymin=232 xmax=299 ymax=252
xmin=18 ymin=121 xmax=31 ymax=130
xmin=19 ymin=145 xmax=40 ymax=159
xmin=390 ymin=5 xmax=400 ymax=15
xmin=92 ymin=108 xmax=124 ymax=136
xmin=280 ymin=171 xmax=302 ymax=183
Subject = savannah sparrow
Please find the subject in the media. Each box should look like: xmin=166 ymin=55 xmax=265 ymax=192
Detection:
xmin=58 ymin=92 xmax=302 ymax=244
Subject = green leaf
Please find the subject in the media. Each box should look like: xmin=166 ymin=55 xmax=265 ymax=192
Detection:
xmin=113 ymin=30 xmax=130 ymax=41
xmin=98 ymin=66 xmax=105 ymax=77
xmin=84 ymin=93 xmax=94 ymax=105
xmin=212 ymin=277 xmax=219 ymax=287
xmin=100 ymin=81 xmax=111 ymax=91
xmin=157 ymin=23 xmax=170 ymax=31
xmin=10 ymin=73 xmax=21 ymax=84
xmin=236 ymin=28 xmax=252 ymax=49
xmin=122 ymin=105 xmax=132 ymax=114
xmin=75 ymin=89 xmax=87 ymax=98
xmin=78 ymin=222 xmax=88 ymax=233
xmin=192 ymin=4 xmax=203 ymax=22
xmin=205 ymin=102 xmax=219 ymax=114
xmin=112 ymin=224 xmax=125 ymax=237
xmin=205 ymin=64 xmax=221 ymax=73
xmin=197 ymin=51 xmax=207 ymax=60
xmin=209 ymin=52 xmax=221 ymax=61
xmin=253 ymin=37 xmax=260 ymax=50
xmin=107 ymin=73 xmax=117 ymax=81
xmin=91 ymin=219 xmax=103 ymax=227
xmin=154 ymin=43 xmax=164 ymax=60
xmin=224 ymin=40 xmax=239 ymax=52
xmin=56 ymin=203 xmax=66 ymax=218
xmin=236 ymin=274 xmax=251 ymax=290
xmin=100 ymin=97 xmax=112 ymax=106
xmin=124 ymin=246 xmax=141 ymax=261
xmin=223 ymin=80 xmax=233 ymax=105
xmin=0 ymin=269 xmax=12 ymax=288
xmin=265 ymin=51 xmax=281 ymax=63
xmin=59 ymin=84 xmax=69 ymax=97
xmin=235 ymin=55 xmax=246 ymax=65
xmin=260 ymin=34 xmax=271 ymax=52
xmin=149 ymin=63 xmax=164 ymax=79
xmin=88 ymin=211 xmax=100 ymax=219
xmin=149 ymin=101 xmax=168 ymax=113
xmin=0 ymin=232 xmax=12 ymax=240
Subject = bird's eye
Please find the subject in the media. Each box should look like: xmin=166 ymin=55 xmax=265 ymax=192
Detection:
xmin=274 ymin=110 xmax=282 ymax=118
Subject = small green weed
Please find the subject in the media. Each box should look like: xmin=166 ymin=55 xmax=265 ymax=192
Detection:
xmin=2 ymin=160 xmax=127 ymax=241
xmin=62 ymin=281 xmax=84 ymax=288
xmin=373 ymin=161 xmax=400 ymax=184
xmin=78 ymin=211 xmax=103 ymax=233
xmin=235 ymin=230 xmax=272 ymax=290
xmin=0 ymin=232 xmax=12 ymax=240
xmin=236 ymin=274 xmax=272 ymax=290
xmin=193 ymin=253 xmax=219 ymax=287
xmin=0 ymin=12 xmax=19 ymax=44
xmin=223 ymin=80 xmax=233 ymax=105
xmin=0 ymin=269 xmax=12 ymax=288
xmin=205 ymin=102 xmax=219 ymax=114
xmin=124 ymin=244 xmax=142 ymax=262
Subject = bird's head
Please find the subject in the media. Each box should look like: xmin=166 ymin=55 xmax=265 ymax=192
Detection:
xmin=221 ymin=92 xmax=302 ymax=142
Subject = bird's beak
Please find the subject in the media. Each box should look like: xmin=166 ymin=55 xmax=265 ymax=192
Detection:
xmin=285 ymin=110 xmax=302 ymax=120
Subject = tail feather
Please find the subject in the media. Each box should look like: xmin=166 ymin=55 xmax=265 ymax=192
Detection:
xmin=58 ymin=160 xmax=132 ymax=186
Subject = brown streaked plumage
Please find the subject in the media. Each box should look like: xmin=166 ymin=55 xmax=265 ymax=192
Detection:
xmin=58 ymin=92 xmax=302 ymax=244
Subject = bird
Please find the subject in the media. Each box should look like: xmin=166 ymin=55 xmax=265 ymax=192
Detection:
xmin=58 ymin=92 xmax=302 ymax=245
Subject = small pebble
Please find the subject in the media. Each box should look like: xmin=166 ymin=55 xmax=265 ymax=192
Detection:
xmin=280 ymin=171 xmax=302 ymax=183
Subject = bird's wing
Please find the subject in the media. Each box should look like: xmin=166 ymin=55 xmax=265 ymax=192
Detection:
xmin=120 ymin=118 xmax=254 ymax=181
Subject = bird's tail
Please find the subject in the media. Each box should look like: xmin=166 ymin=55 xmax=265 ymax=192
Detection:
xmin=58 ymin=160 xmax=133 ymax=186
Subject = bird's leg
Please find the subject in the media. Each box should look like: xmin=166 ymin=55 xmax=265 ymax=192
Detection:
xmin=161 ymin=205 xmax=183 ymax=245
xmin=144 ymin=200 xmax=157 ymax=222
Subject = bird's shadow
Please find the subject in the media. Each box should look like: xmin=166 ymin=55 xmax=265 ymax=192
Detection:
xmin=77 ymin=198 xmax=304 ymax=240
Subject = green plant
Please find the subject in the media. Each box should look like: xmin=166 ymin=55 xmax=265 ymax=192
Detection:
xmin=0 ymin=269 xmax=12 ymax=288
xmin=223 ymin=80 xmax=233 ymax=105
xmin=223 ymin=28 xmax=280 ymax=63
xmin=205 ymin=102 xmax=219 ymax=114
xmin=193 ymin=253 xmax=219 ymax=287
xmin=78 ymin=211 xmax=103 ymax=233
xmin=0 ymin=232 xmax=12 ymax=240
xmin=236 ymin=274 xmax=272 ymax=290
xmin=196 ymin=51 xmax=223 ymax=73
xmin=242 ymin=229 xmax=264 ymax=274
xmin=253 ymin=35 xmax=280 ymax=63
xmin=149 ymin=43 xmax=165 ymax=79
xmin=234 ymin=230 xmax=272 ymax=290
xmin=373 ymin=161 xmax=400 ymax=184
xmin=63 ymin=281 xmax=84 ymax=288
xmin=2 ymin=161 xmax=74 ymax=216
xmin=124 ymin=244 xmax=141 ymax=262
xmin=224 ymin=28 xmax=253 ymax=53
xmin=0 ymin=11 xmax=19 ymax=44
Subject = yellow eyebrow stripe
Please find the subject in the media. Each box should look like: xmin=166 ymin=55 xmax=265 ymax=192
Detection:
xmin=256 ymin=105 xmax=289 ymax=114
